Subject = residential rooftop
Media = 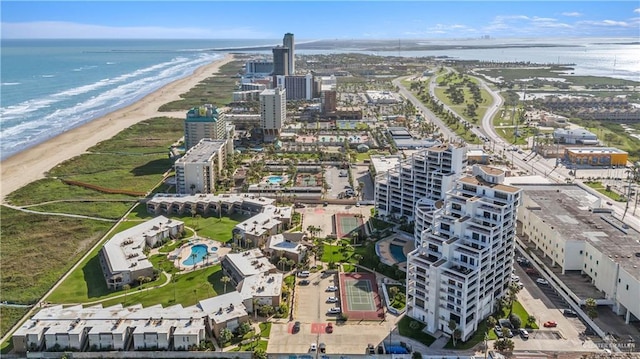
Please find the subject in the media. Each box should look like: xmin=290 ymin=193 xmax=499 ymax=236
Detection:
xmin=175 ymin=139 xmax=227 ymax=164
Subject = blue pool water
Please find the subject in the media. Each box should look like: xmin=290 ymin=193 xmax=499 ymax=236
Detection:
xmin=267 ymin=175 xmax=284 ymax=184
xmin=389 ymin=244 xmax=407 ymax=262
xmin=210 ymin=246 xmax=218 ymax=252
xmin=385 ymin=344 xmax=409 ymax=354
xmin=182 ymin=244 xmax=208 ymax=266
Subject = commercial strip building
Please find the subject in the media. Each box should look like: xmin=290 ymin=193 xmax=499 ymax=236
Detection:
xmin=407 ymin=165 xmax=522 ymax=341
xmin=553 ymin=128 xmax=599 ymax=145
xmin=387 ymin=127 xmax=441 ymax=150
xmin=174 ymin=138 xmax=233 ymax=195
xmin=375 ymin=143 xmax=467 ymax=221
xmin=564 ymin=147 xmax=628 ymax=167
xmin=98 ymin=216 xmax=184 ymax=290
xmin=517 ymin=184 xmax=640 ymax=324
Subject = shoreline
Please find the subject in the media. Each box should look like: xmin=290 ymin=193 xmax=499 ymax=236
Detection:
xmin=0 ymin=53 xmax=235 ymax=202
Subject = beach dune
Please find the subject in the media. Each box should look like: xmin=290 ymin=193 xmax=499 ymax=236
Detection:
xmin=0 ymin=54 xmax=234 ymax=202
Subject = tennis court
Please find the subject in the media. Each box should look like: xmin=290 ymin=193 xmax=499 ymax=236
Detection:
xmin=339 ymin=272 xmax=384 ymax=321
xmin=344 ymin=279 xmax=375 ymax=311
xmin=334 ymin=213 xmax=364 ymax=239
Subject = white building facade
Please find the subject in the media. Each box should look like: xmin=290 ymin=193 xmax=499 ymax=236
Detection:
xmin=175 ymin=138 xmax=231 ymax=195
xmin=184 ymin=104 xmax=227 ymax=150
xmin=260 ymin=88 xmax=286 ymax=136
xmin=407 ymin=165 xmax=522 ymax=341
xmin=375 ymin=144 xmax=467 ymax=222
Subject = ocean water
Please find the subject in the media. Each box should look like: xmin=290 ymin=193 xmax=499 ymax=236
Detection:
xmin=1 ymin=38 xmax=638 ymax=160
xmin=0 ymin=39 xmax=277 ymax=160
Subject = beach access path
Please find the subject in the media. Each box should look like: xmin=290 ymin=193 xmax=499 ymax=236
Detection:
xmin=0 ymin=53 xmax=234 ymax=202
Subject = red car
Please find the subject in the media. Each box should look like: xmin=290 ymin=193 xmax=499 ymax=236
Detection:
xmin=326 ymin=323 xmax=333 ymax=333
xmin=544 ymin=321 xmax=558 ymax=328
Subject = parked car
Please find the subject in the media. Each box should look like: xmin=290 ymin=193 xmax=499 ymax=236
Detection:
xmin=544 ymin=321 xmax=558 ymax=328
xmin=367 ymin=344 xmax=376 ymax=354
xmin=511 ymin=274 xmax=520 ymax=282
xmin=298 ymin=271 xmax=310 ymax=277
xmin=319 ymin=343 xmax=326 ymax=353
xmin=514 ymin=281 xmax=524 ymax=289
xmin=326 ymin=285 xmax=338 ymax=292
xmin=505 ymin=328 xmax=514 ymax=338
xmin=310 ymin=343 xmax=317 ymax=352
xmin=520 ymin=329 xmax=529 ymax=339
xmin=327 ymin=307 xmax=341 ymax=314
xmin=563 ymin=309 xmax=578 ymax=317
xmin=326 ymin=323 xmax=333 ymax=333
xmin=292 ymin=321 xmax=301 ymax=334
xmin=536 ymin=278 xmax=549 ymax=285
xmin=294 ymin=203 xmax=306 ymax=208
xmin=327 ymin=296 xmax=339 ymax=303
xmin=299 ymin=279 xmax=310 ymax=286
xmin=494 ymin=326 xmax=504 ymax=338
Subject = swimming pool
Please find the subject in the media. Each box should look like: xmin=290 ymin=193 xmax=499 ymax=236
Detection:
xmin=210 ymin=246 xmax=218 ymax=252
xmin=389 ymin=244 xmax=407 ymax=262
xmin=182 ymin=244 xmax=208 ymax=266
xmin=267 ymin=175 xmax=284 ymax=184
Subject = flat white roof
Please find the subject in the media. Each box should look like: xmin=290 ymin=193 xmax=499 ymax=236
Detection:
xmin=566 ymin=147 xmax=627 ymax=155
xmin=149 ymin=193 xmax=275 ymax=208
xmin=224 ymin=248 xmax=275 ymax=277
xmin=176 ymin=139 xmax=227 ymax=164
xmin=102 ymin=216 xmax=182 ymax=274
xmin=198 ymin=291 xmax=247 ymax=324
xmin=370 ymin=155 xmax=402 ymax=175
xmin=238 ymin=273 xmax=283 ymax=300
xmin=267 ymin=233 xmax=303 ymax=255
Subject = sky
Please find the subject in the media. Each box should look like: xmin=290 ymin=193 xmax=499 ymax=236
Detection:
xmin=1 ymin=1 xmax=639 ymax=40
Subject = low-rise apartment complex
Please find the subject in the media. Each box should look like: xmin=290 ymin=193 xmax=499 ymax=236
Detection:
xmin=98 ymin=216 xmax=184 ymax=290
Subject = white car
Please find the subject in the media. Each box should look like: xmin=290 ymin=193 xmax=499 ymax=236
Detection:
xmin=310 ymin=343 xmax=317 ymax=352
xmin=326 ymin=285 xmax=338 ymax=292
xmin=327 ymin=307 xmax=341 ymax=314
xmin=511 ymin=274 xmax=520 ymax=282
xmin=536 ymin=278 xmax=549 ymax=285
xmin=327 ymin=297 xmax=339 ymax=303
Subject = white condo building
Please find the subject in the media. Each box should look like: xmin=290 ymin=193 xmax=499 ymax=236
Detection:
xmin=375 ymin=143 xmax=467 ymax=223
xmin=175 ymin=138 xmax=232 ymax=194
xmin=260 ymin=87 xmax=286 ymax=136
xmin=406 ymin=165 xmax=522 ymax=341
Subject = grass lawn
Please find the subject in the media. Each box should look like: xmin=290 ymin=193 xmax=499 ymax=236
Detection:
xmin=0 ymin=307 xmax=29 ymax=338
xmin=444 ymin=319 xmax=491 ymax=349
xmin=584 ymin=181 xmax=626 ymax=202
xmin=321 ymin=243 xmax=354 ymax=263
xmin=385 ymin=285 xmax=406 ymax=310
xmin=398 ymin=316 xmax=436 ymax=346
xmin=505 ymin=301 xmax=539 ymax=330
xmin=230 ymin=339 xmax=268 ymax=352
xmin=259 ymin=322 xmax=272 ymax=338
xmin=177 ymin=213 xmax=249 ymax=242
xmin=159 ymin=239 xmax=189 ymax=253
xmin=369 ymin=217 xmax=394 ymax=231
xmin=100 ymin=265 xmax=225 ymax=308
xmin=1 ymin=207 xmax=112 ymax=306
xmin=5 ymin=178 xmax=135 ymax=206
xmin=26 ymin=201 xmax=136 ymax=220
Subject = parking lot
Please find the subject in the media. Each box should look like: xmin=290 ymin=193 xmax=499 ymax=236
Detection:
xmin=324 ymin=165 xmax=352 ymax=200
xmin=267 ymin=270 xmax=397 ymax=354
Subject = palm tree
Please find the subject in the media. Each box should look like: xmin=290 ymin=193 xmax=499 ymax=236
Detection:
xmin=352 ymin=254 xmax=363 ymax=272
xmin=506 ymin=282 xmax=521 ymax=315
xmin=287 ymin=259 xmax=295 ymax=270
xmin=191 ymin=253 xmax=198 ymax=268
xmin=218 ymin=200 xmax=222 ymax=221
xmin=221 ymin=275 xmax=231 ymax=293
xmin=448 ymin=320 xmax=458 ymax=347
xmin=278 ymin=256 xmax=288 ymax=271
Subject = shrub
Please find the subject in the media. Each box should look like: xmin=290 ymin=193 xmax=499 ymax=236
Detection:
xmin=509 ymin=313 xmax=522 ymax=329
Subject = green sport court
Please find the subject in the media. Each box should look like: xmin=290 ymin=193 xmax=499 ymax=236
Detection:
xmin=344 ymin=279 xmax=375 ymax=311
xmin=335 ymin=213 xmax=363 ymax=239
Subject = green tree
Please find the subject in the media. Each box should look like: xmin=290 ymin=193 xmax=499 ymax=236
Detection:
xmin=527 ymin=315 xmax=536 ymax=328
xmin=494 ymin=338 xmax=515 ymax=352
xmin=221 ymin=275 xmax=231 ymax=293
xmin=487 ymin=315 xmax=497 ymax=330
xmin=389 ymin=286 xmax=399 ymax=299
xmin=507 ymin=282 xmax=522 ymax=315
xmin=259 ymin=305 xmax=275 ymax=317
xmin=585 ymin=298 xmax=598 ymax=320
xmin=253 ymin=347 xmax=267 ymax=359
xmin=278 ymin=256 xmax=288 ymax=271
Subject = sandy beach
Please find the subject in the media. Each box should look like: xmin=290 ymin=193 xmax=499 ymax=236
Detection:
xmin=0 ymin=53 xmax=234 ymax=202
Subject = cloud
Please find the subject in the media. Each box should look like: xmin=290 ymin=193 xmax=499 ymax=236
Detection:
xmin=578 ymin=19 xmax=633 ymax=27
xmin=561 ymin=12 xmax=583 ymax=17
xmin=0 ymin=21 xmax=273 ymax=39
xmin=634 ymin=8 xmax=640 ymax=13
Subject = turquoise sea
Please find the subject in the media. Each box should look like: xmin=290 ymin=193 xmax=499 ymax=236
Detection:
xmin=1 ymin=38 xmax=638 ymax=160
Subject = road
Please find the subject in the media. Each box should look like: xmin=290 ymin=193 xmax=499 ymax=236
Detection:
xmin=393 ymin=76 xmax=458 ymax=141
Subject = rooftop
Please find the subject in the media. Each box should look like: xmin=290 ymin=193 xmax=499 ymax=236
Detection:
xmin=176 ymin=139 xmax=227 ymax=164
xmin=238 ymin=272 xmax=283 ymax=300
xmin=458 ymin=176 xmax=521 ymax=194
xmin=566 ymin=147 xmax=627 ymax=155
xmin=267 ymin=233 xmax=305 ymax=254
xmin=224 ymin=248 xmax=276 ymax=278
xmin=370 ymin=155 xmax=402 ymax=175
xmin=520 ymin=184 xmax=640 ymax=280
xmin=198 ymin=291 xmax=247 ymax=324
